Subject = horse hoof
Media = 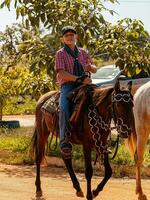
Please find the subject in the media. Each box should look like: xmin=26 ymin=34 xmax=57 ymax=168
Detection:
xmin=92 ymin=190 xmax=98 ymax=198
xmin=138 ymin=194 xmax=147 ymax=200
xmin=76 ymin=190 xmax=84 ymax=197
xmin=36 ymin=190 xmax=43 ymax=197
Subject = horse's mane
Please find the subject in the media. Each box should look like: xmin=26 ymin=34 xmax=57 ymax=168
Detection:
xmin=134 ymin=81 xmax=150 ymax=101
xmin=93 ymin=86 xmax=114 ymax=106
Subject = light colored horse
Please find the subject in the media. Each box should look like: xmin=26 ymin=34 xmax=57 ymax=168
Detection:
xmin=127 ymin=81 xmax=150 ymax=200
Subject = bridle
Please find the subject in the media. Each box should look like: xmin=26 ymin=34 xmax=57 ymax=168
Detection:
xmin=113 ymin=93 xmax=132 ymax=103
xmin=112 ymin=91 xmax=133 ymax=138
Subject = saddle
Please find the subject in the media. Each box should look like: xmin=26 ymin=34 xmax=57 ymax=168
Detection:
xmin=41 ymin=85 xmax=95 ymax=128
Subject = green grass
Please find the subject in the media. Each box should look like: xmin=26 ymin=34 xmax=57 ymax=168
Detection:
xmin=111 ymin=143 xmax=134 ymax=165
xmin=0 ymin=127 xmax=34 ymax=164
xmin=0 ymin=127 xmax=150 ymax=178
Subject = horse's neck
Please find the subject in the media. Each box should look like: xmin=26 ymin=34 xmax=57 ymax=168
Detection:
xmin=134 ymin=82 xmax=150 ymax=129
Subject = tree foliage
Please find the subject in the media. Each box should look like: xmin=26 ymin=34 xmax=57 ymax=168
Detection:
xmin=17 ymin=29 xmax=58 ymax=89
xmin=96 ymin=19 xmax=150 ymax=75
xmin=1 ymin=0 xmax=149 ymax=75
xmin=0 ymin=1 xmax=150 ymax=75
xmin=0 ymin=24 xmax=54 ymax=118
xmin=1 ymin=0 xmax=117 ymax=49
xmin=0 ymin=66 xmax=28 ymax=119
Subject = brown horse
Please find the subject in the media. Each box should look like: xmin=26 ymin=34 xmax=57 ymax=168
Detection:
xmin=31 ymin=81 xmax=134 ymax=200
xmin=127 ymin=81 xmax=150 ymax=200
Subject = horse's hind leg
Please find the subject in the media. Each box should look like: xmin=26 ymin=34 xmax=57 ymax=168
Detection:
xmin=35 ymin=151 xmax=42 ymax=197
xmin=35 ymin=138 xmax=46 ymax=197
xmin=92 ymin=153 xmax=112 ymax=198
xmin=135 ymin=127 xmax=148 ymax=200
xmin=83 ymin=146 xmax=93 ymax=200
xmin=63 ymin=158 xmax=84 ymax=197
xmin=35 ymin=127 xmax=49 ymax=197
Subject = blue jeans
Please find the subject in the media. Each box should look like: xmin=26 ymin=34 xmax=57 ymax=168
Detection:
xmin=59 ymin=82 xmax=77 ymax=150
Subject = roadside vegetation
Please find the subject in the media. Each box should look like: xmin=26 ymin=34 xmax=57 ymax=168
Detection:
xmin=0 ymin=127 xmax=150 ymax=178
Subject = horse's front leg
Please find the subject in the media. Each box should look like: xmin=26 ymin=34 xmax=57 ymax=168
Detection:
xmin=135 ymin=164 xmax=147 ymax=200
xmin=92 ymin=153 xmax=112 ymax=198
xmin=63 ymin=158 xmax=84 ymax=197
xmin=83 ymin=146 xmax=93 ymax=200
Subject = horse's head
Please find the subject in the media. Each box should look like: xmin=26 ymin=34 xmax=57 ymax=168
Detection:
xmin=112 ymin=80 xmax=134 ymax=138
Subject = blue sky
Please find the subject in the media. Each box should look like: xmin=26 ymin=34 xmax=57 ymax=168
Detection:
xmin=0 ymin=0 xmax=150 ymax=33
xmin=103 ymin=0 xmax=150 ymax=33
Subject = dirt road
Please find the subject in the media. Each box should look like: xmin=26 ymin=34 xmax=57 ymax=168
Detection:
xmin=0 ymin=163 xmax=150 ymax=200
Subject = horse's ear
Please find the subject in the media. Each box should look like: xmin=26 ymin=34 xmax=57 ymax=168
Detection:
xmin=127 ymin=81 xmax=132 ymax=92
xmin=114 ymin=80 xmax=120 ymax=92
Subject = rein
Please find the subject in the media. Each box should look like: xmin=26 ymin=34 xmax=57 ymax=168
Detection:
xmin=116 ymin=118 xmax=132 ymax=137
xmin=88 ymin=99 xmax=120 ymax=162
xmin=109 ymin=134 xmax=120 ymax=160
xmin=88 ymin=104 xmax=111 ymax=160
xmin=91 ymin=90 xmax=133 ymax=162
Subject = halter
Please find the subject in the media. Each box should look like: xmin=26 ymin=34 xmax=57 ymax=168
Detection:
xmin=112 ymin=91 xmax=133 ymax=137
xmin=113 ymin=93 xmax=132 ymax=103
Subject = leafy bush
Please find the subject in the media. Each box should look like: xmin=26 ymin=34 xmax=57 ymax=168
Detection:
xmin=3 ymin=96 xmax=36 ymax=115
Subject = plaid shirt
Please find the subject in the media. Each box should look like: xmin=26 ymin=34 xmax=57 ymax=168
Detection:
xmin=55 ymin=47 xmax=93 ymax=85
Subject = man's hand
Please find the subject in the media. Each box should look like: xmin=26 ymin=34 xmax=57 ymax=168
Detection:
xmin=85 ymin=58 xmax=97 ymax=73
xmin=85 ymin=58 xmax=92 ymax=71
xmin=85 ymin=64 xmax=92 ymax=72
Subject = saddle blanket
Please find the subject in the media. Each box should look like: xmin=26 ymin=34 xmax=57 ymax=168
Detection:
xmin=41 ymin=92 xmax=60 ymax=114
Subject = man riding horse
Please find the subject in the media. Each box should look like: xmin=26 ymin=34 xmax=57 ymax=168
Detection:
xmin=55 ymin=26 xmax=97 ymax=158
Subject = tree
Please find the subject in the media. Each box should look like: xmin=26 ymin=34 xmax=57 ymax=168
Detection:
xmin=94 ymin=19 xmax=150 ymax=75
xmin=1 ymin=0 xmax=149 ymax=76
xmin=0 ymin=0 xmax=117 ymax=50
xmin=17 ymin=29 xmax=58 ymax=90
xmin=0 ymin=66 xmax=26 ymax=120
xmin=0 ymin=24 xmax=54 ymax=119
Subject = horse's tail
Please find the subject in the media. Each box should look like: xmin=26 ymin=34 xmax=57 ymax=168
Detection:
xmin=30 ymin=91 xmax=56 ymax=161
xmin=30 ymin=125 xmax=38 ymax=159
xmin=30 ymin=108 xmax=49 ymax=165
xmin=125 ymin=130 xmax=137 ymax=157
